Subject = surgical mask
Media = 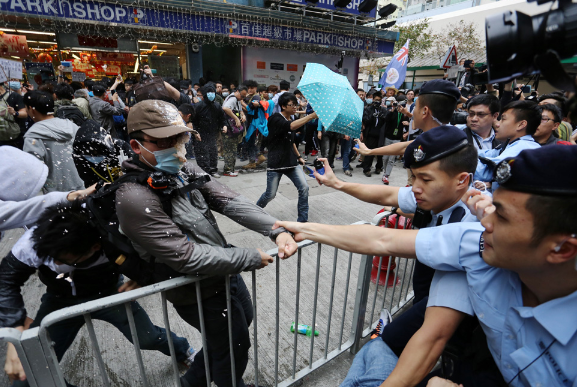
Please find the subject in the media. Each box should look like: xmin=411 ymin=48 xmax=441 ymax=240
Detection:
xmin=366 ymin=98 xmax=373 ymax=104
xmin=414 ymin=97 xmax=418 ymax=103
xmin=207 ymin=92 xmax=216 ymax=101
xmin=83 ymin=155 xmax=105 ymax=164
xmin=222 ymin=92 xmax=230 ymax=97
xmin=385 ymin=101 xmax=391 ymax=106
xmin=268 ymin=93 xmax=273 ymax=100
xmin=8 ymin=81 xmax=21 ymax=91
xmin=136 ymin=141 xmax=184 ymax=174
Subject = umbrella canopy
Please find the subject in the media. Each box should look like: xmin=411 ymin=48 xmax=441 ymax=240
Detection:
xmin=297 ymin=63 xmax=364 ymax=138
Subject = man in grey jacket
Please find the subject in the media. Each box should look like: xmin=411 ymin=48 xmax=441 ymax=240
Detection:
xmin=89 ymin=84 xmax=123 ymax=137
xmin=120 ymin=100 xmax=298 ymax=387
xmin=23 ymin=91 xmax=85 ymax=193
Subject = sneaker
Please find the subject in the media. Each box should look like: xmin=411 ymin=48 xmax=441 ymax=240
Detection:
xmin=255 ymin=154 xmax=267 ymax=165
xmin=370 ymin=308 xmax=392 ymax=339
xmin=364 ymin=171 xmax=371 ymax=177
xmin=375 ymin=169 xmax=382 ymax=174
xmin=344 ymin=169 xmax=352 ymax=176
xmin=382 ymin=175 xmax=389 ymax=185
xmin=182 ymin=347 xmax=199 ymax=368
xmin=303 ymin=155 xmax=308 ymax=161
xmin=243 ymin=162 xmax=257 ymax=169
xmin=224 ymin=172 xmax=239 ymax=177
xmin=211 ymin=172 xmax=221 ymax=178
xmin=336 ymin=156 xmax=343 ymax=160
xmin=311 ymin=150 xmax=318 ymax=156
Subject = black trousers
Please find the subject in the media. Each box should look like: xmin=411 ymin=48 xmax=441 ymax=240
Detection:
xmin=176 ymin=275 xmax=253 ymax=387
xmin=195 ymin=131 xmax=219 ymax=174
xmin=361 ymin=136 xmax=383 ymax=173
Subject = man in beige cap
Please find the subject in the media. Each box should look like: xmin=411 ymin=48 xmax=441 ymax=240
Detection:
xmin=117 ymin=100 xmax=299 ymax=387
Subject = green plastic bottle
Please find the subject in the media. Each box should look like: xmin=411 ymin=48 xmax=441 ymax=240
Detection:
xmin=290 ymin=322 xmax=319 ymax=337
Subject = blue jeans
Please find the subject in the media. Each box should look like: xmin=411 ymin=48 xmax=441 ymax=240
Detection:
xmin=340 ymin=339 xmax=398 ymax=387
xmin=242 ymin=131 xmax=259 ymax=162
xmin=341 ymin=137 xmax=353 ymax=171
xmin=257 ymin=166 xmax=309 ymax=222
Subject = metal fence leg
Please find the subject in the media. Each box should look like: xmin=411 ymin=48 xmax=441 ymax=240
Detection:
xmin=195 ymin=282 xmax=212 ymax=387
xmin=225 ymin=276 xmax=237 ymax=387
xmin=38 ymin=326 xmax=68 ymax=386
xmin=160 ymin=292 xmax=181 ymax=387
xmin=309 ymin=243 xmax=322 ymax=368
xmin=83 ymin=314 xmax=111 ymax=387
xmin=350 ymin=254 xmax=373 ymax=355
xmin=124 ymin=302 xmax=150 ymax=387
xmin=252 ymin=270 xmax=259 ymax=387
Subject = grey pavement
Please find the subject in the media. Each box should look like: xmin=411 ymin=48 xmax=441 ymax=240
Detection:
xmin=0 ymin=147 xmax=414 ymax=387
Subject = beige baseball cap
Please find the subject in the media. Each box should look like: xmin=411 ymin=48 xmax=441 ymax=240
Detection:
xmin=127 ymin=100 xmax=192 ymax=138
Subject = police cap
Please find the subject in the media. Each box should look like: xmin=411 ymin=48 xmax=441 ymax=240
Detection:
xmin=404 ymin=126 xmax=469 ymax=168
xmin=495 ymin=145 xmax=577 ymax=196
xmin=419 ymin=79 xmax=461 ymax=101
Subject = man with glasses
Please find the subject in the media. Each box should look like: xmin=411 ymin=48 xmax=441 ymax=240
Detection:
xmin=533 ymin=104 xmax=570 ymax=146
xmin=256 ymin=93 xmax=318 ymax=222
xmin=461 ymin=94 xmax=502 ymax=151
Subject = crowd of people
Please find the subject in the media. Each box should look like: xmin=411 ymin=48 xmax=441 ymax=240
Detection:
xmin=0 ymin=58 xmax=576 ymax=387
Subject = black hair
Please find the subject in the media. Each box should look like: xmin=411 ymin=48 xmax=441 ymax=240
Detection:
xmin=193 ymin=83 xmax=200 ymax=87
xmin=125 ymin=79 xmax=134 ymax=85
xmin=467 ymin=94 xmax=501 ymax=115
xmin=180 ymin=81 xmax=190 ymax=90
xmin=418 ymin=94 xmax=458 ymax=124
xmin=436 ymin=144 xmax=479 ymax=177
xmin=215 ymin=81 xmax=223 ymax=86
xmin=198 ymin=77 xmax=207 ymax=86
xmin=178 ymin=103 xmax=196 ymax=120
xmin=357 ymin=88 xmax=365 ymax=93
xmin=31 ymin=201 xmax=101 ymax=261
xmin=92 ymin=84 xmax=107 ymax=97
xmin=54 ymin=83 xmax=74 ymax=100
xmin=278 ymin=92 xmax=298 ymax=111
xmin=201 ymin=85 xmax=215 ymax=95
xmin=100 ymin=77 xmax=112 ymax=88
xmin=244 ymin=79 xmax=258 ymax=89
xmin=525 ymin=194 xmax=577 ymax=246
xmin=164 ymin=77 xmax=180 ymax=90
xmin=372 ymin=91 xmax=382 ymax=99
xmin=502 ymin=100 xmax=541 ymax=135
xmin=538 ymin=93 xmax=568 ymax=117
xmin=257 ymin=85 xmax=267 ymax=93
xmin=407 ymin=89 xmax=414 ymax=94
xmin=70 ymin=81 xmax=83 ymax=92
xmin=24 ymin=91 xmax=54 ymax=115
xmin=84 ymin=79 xmax=95 ymax=91
xmin=294 ymin=89 xmax=302 ymax=96
xmin=414 ymin=88 xmax=420 ymax=95
xmin=38 ymin=83 xmax=54 ymax=95
xmin=279 ymin=80 xmax=290 ymax=91
xmin=237 ymin=86 xmax=248 ymax=93
xmin=539 ymin=103 xmax=562 ymax=123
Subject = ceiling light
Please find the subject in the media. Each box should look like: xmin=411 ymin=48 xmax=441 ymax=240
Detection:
xmin=37 ymin=41 xmax=57 ymax=44
xmin=138 ymin=40 xmax=173 ymax=45
xmin=72 ymin=54 xmax=80 ymax=59
xmin=0 ymin=28 xmax=16 ymax=32
xmin=17 ymin=30 xmax=56 ymax=35
xmin=139 ymin=49 xmax=167 ymax=52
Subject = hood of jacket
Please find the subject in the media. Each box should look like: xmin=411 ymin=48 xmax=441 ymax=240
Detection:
xmin=24 ymin=117 xmax=78 ymax=142
xmin=0 ymin=146 xmax=48 ymax=201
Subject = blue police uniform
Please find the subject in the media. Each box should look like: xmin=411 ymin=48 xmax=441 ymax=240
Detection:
xmin=474 ymin=135 xmax=540 ymax=190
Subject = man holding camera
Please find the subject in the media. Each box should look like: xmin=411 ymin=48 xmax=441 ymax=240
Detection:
xmin=359 ymin=92 xmax=387 ymax=177
xmin=381 ymin=97 xmax=409 ymax=185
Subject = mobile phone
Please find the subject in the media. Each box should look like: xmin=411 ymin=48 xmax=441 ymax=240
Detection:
xmin=521 ymin=85 xmax=531 ymax=93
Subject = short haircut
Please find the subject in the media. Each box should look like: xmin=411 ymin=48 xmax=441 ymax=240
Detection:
xmin=31 ymin=201 xmax=100 ymax=261
xmin=201 ymin=85 xmax=215 ymax=95
xmin=164 ymin=77 xmax=180 ymax=90
xmin=215 ymin=81 xmax=222 ymax=87
xmin=70 ymin=81 xmax=84 ymax=91
xmin=502 ymin=100 xmax=541 ymax=135
xmin=525 ymin=194 xmax=577 ymax=246
xmin=414 ymin=88 xmax=420 ymax=95
xmin=245 ymin=79 xmax=258 ymax=89
xmin=407 ymin=89 xmax=414 ymax=94
xmin=279 ymin=80 xmax=290 ymax=91
xmin=357 ymin=88 xmax=365 ymax=93
xmin=24 ymin=91 xmax=54 ymax=115
xmin=437 ymin=144 xmax=478 ymax=177
xmin=178 ymin=103 xmax=195 ymax=120
xmin=38 ymin=83 xmax=54 ymax=95
xmin=92 ymin=84 xmax=107 ymax=97
xmin=84 ymin=79 xmax=95 ymax=91
xmin=54 ymin=83 xmax=74 ymax=100
xmin=237 ymin=86 xmax=248 ymax=93
xmin=539 ymin=103 xmax=562 ymax=123
xmin=372 ymin=91 xmax=383 ymax=99
xmin=293 ymin=89 xmax=302 ymax=96
xmin=467 ymin=94 xmax=501 ymax=115
xmin=257 ymin=85 xmax=267 ymax=93
xmin=100 ymin=77 xmax=112 ymax=88
xmin=74 ymin=89 xmax=88 ymax=99
xmin=268 ymin=85 xmax=278 ymax=93
xmin=193 ymin=83 xmax=200 ymax=87
xmin=278 ymin=92 xmax=297 ymax=111
xmin=180 ymin=81 xmax=190 ymax=90
xmin=538 ymin=93 xmax=568 ymax=117
xmin=418 ymin=94 xmax=458 ymax=124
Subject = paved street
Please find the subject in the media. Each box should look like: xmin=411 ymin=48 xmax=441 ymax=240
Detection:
xmin=0 ymin=148 xmax=414 ymax=387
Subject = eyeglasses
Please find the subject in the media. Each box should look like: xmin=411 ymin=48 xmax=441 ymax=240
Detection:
xmin=286 ymin=104 xmax=296 ymax=108
xmin=467 ymin=111 xmax=490 ymax=119
xmin=141 ymin=138 xmax=177 ymax=149
xmin=541 ymin=117 xmax=554 ymax=123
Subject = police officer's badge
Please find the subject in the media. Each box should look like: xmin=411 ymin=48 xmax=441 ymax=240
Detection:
xmin=496 ymin=160 xmax=513 ymax=183
xmin=414 ymin=146 xmax=425 ymax=162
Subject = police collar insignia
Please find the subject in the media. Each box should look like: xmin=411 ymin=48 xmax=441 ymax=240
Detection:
xmin=479 ymin=234 xmax=485 ymax=258
xmin=414 ymin=146 xmax=425 ymax=162
xmin=495 ymin=160 xmax=513 ymax=184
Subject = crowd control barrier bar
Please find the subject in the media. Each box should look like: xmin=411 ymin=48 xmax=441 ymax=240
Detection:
xmin=0 ymin=215 xmax=415 ymax=386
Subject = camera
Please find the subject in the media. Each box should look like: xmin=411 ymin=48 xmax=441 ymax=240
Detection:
xmin=460 ymin=84 xmax=476 ymax=98
xmin=485 ymin=0 xmax=577 ymax=92
xmin=399 ymin=100 xmax=407 ymax=107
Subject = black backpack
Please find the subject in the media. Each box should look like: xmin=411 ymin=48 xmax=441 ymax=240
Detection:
xmin=86 ymin=170 xmax=210 ymax=286
xmin=56 ymin=105 xmax=86 ymax=126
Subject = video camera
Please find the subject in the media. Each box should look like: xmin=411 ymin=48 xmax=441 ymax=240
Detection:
xmin=460 ymin=84 xmax=476 ymax=98
xmin=485 ymin=0 xmax=577 ymax=92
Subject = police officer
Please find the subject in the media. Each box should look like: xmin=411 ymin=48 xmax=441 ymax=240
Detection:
xmin=276 ymin=145 xmax=577 ymax=387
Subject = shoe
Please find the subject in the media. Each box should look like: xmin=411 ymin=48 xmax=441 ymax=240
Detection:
xmin=382 ymin=175 xmax=389 ymax=185
xmin=218 ymin=156 xmax=224 ymax=160
xmin=211 ymin=173 xmax=221 ymax=178
xmin=336 ymin=156 xmax=343 ymax=160
xmin=370 ymin=308 xmax=392 ymax=339
xmin=243 ymin=162 xmax=257 ymax=169
xmin=181 ymin=347 xmax=199 ymax=368
xmin=364 ymin=171 xmax=371 ymax=177
xmin=255 ymin=154 xmax=267 ymax=165
xmin=303 ymin=155 xmax=308 ymax=161
xmin=224 ymin=172 xmax=239 ymax=177
xmin=311 ymin=150 xmax=318 ymax=156
xmin=375 ymin=169 xmax=382 ymax=174
xmin=350 ymin=153 xmax=358 ymax=162
xmin=239 ymin=157 xmax=248 ymax=162
xmin=356 ymin=164 xmax=363 ymax=168
xmin=344 ymin=170 xmax=352 ymax=176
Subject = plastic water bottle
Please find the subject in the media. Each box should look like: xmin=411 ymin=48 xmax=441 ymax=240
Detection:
xmin=290 ymin=322 xmax=319 ymax=337
xmin=354 ymin=143 xmax=360 ymax=149
xmin=313 ymin=159 xmax=325 ymax=175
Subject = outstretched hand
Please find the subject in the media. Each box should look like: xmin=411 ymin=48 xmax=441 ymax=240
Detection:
xmin=313 ymin=158 xmax=340 ymax=188
xmin=273 ymin=221 xmax=307 ymax=243
xmin=353 ymin=139 xmax=370 ymax=155
xmin=462 ymin=189 xmax=495 ymax=220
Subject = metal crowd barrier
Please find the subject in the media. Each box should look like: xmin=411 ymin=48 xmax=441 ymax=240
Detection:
xmin=0 ymin=214 xmax=415 ymax=387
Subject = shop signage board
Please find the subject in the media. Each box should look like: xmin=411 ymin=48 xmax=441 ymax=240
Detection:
xmin=0 ymin=0 xmax=394 ymax=54
xmin=287 ymin=0 xmax=377 ymax=17
xmin=72 ymin=71 xmax=86 ymax=81
xmin=0 ymin=58 xmax=23 ymax=82
xmin=0 ymin=33 xmax=29 ymax=58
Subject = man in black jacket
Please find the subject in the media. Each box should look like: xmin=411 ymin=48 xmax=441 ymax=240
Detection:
xmin=359 ymin=91 xmax=387 ymax=177
xmin=380 ymin=97 xmax=409 ymax=185
xmin=1 ymin=202 xmax=195 ymax=386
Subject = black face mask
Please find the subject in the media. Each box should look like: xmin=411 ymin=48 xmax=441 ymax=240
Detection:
xmin=70 ymin=250 xmax=102 ymax=269
xmin=373 ymin=101 xmax=382 ymax=106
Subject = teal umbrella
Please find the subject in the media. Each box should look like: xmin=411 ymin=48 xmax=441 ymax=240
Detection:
xmin=297 ymin=63 xmax=364 ymax=138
